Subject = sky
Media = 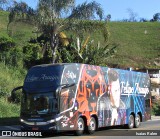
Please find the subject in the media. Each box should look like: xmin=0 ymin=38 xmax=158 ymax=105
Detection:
xmin=17 ymin=0 xmax=160 ymax=21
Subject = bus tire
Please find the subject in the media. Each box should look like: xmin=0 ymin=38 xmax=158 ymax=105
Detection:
xmin=127 ymin=114 xmax=134 ymax=129
xmin=75 ymin=118 xmax=85 ymax=136
xmin=88 ymin=117 xmax=96 ymax=134
xmin=134 ymin=114 xmax=141 ymax=128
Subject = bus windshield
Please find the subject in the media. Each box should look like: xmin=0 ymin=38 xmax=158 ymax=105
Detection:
xmin=21 ymin=93 xmax=58 ymax=115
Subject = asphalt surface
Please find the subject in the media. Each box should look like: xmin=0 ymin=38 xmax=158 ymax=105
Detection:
xmin=0 ymin=116 xmax=160 ymax=138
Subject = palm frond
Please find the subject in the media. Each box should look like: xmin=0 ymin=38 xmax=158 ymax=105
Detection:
xmin=69 ymin=1 xmax=103 ymax=20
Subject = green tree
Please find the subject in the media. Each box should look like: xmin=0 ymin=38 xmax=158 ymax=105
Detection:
xmin=153 ymin=13 xmax=160 ymax=21
xmin=35 ymin=0 xmax=107 ymax=63
xmin=127 ymin=8 xmax=138 ymax=22
xmin=105 ymin=14 xmax=111 ymax=22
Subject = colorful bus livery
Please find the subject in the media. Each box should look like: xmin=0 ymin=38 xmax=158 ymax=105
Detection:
xmin=17 ymin=63 xmax=151 ymax=135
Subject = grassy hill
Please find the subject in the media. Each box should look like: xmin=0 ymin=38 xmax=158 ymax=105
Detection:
xmin=0 ymin=10 xmax=159 ymax=69
xmin=108 ymin=22 xmax=160 ymax=68
xmin=0 ymin=11 xmax=35 ymax=46
xmin=0 ymin=11 xmax=9 ymax=34
xmin=0 ymin=10 xmax=160 ymax=119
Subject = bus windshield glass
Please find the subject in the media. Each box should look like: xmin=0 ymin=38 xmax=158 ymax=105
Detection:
xmin=21 ymin=93 xmax=58 ymax=115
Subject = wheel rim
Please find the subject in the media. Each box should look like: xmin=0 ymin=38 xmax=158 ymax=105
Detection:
xmin=130 ymin=116 xmax=134 ymax=127
xmin=78 ymin=119 xmax=84 ymax=131
xmin=135 ymin=115 xmax=140 ymax=126
xmin=90 ymin=118 xmax=96 ymax=131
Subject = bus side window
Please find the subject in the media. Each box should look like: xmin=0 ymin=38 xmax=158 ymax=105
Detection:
xmin=80 ymin=81 xmax=83 ymax=92
xmin=145 ymin=99 xmax=150 ymax=108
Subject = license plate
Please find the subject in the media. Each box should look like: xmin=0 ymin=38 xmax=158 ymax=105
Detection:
xmin=32 ymin=127 xmax=39 ymax=130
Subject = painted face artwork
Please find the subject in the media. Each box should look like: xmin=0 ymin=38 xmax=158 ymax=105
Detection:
xmin=110 ymin=79 xmax=121 ymax=108
xmin=108 ymin=69 xmax=121 ymax=108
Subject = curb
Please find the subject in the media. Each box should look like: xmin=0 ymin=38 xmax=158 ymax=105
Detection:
xmin=151 ymin=116 xmax=160 ymax=121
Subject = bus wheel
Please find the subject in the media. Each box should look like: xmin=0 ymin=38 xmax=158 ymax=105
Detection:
xmin=88 ymin=117 xmax=96 ymax=134
xmin=134 ymin=114 xmax=141 ymax=128
xmin=75 ymin=118 xmax=85 ymax=136
xmin=127 ymin=114 xmax=134 ymax=129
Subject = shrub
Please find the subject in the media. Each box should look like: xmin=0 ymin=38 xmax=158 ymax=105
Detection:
xmin=152 ymin=99 xmax=160 ymax=116
xmin=23 ymin=43 xmax=43 ymax=68
xmin=57 ymin=38 xmax=117 ymax=66
xmin=0 ymin=47 xmax=23 ymax=67
xmin=0 ymin=35 xmax=15 ymax=51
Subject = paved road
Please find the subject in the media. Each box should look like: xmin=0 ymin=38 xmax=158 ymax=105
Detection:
xmin=0 ymin=118 xmax=160 ymax=139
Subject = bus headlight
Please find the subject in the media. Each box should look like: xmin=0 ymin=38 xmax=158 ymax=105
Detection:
xmin=47 ymin=119 xmax=55 ymax=123
xmin=47 ymin=116 xmax=63 ymax=123
xmin=20 ymin=119 xmax=24 ymax=122
xmin=55 ymin=116 xmax=63 ymax=121
xmin=20 ymin=119 xmax=34 ymax=125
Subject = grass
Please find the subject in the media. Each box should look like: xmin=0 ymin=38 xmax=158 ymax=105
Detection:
xmin=0 ymin=62 xmax=26 ymax=95
xmin=0 ymin=10 xmax=35 ymax=47
xmin=0 ymin=11 xmax=9 ymax=35
xmin=0 ymin=98 xmax=20 ymax=118
xmin=0 ymin=62 xmax=26 ymax=118
xmin=0 ymin=97 xmax=20 ymax=125
xmin=0 ymin=11 xmax=160 ymax=68
xmin=7 ymin=21 xmax=35 ymax=46
xmin=107 ymin=22 xmax=160 ymax=68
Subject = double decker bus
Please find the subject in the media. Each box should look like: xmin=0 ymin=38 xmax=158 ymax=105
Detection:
xmin=13 ymin=63 xmax=151 ymax=135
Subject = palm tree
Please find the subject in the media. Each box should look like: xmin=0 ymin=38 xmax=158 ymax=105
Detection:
xmin=36 ymin=0 xmax=108 ymax=63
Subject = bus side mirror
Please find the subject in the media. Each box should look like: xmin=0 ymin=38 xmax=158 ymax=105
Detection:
xmin=61 ymin=83 xmax=75 ymax=89
xmin=11 ymin=86 xmax=23 ymax=103
xmin=56 ymin=86 xmax=61 ymax=99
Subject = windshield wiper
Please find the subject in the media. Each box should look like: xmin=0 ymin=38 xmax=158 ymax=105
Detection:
xmin=61 ymin=83 xmax=75 ymax=89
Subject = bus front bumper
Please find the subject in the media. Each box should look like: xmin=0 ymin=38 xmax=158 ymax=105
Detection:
xmin=20 ymin=121 xmax=58 ymax=132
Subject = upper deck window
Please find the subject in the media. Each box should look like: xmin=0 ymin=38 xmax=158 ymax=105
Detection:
xmin=24 ymin=65 xmax=64 ymax=91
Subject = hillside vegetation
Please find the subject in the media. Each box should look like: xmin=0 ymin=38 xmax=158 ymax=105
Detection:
xmin=108 ymin=22 xmax=160 ymax=68
xmin=0 ymin=62 xmax=26 ymax=118
xmin=0 ymin=11 xmax=35 ymax=45
xmin=1 ymin=11 xmax=160 ymax=68
xmin=0 ymin=10 xmax=160 ymax=118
